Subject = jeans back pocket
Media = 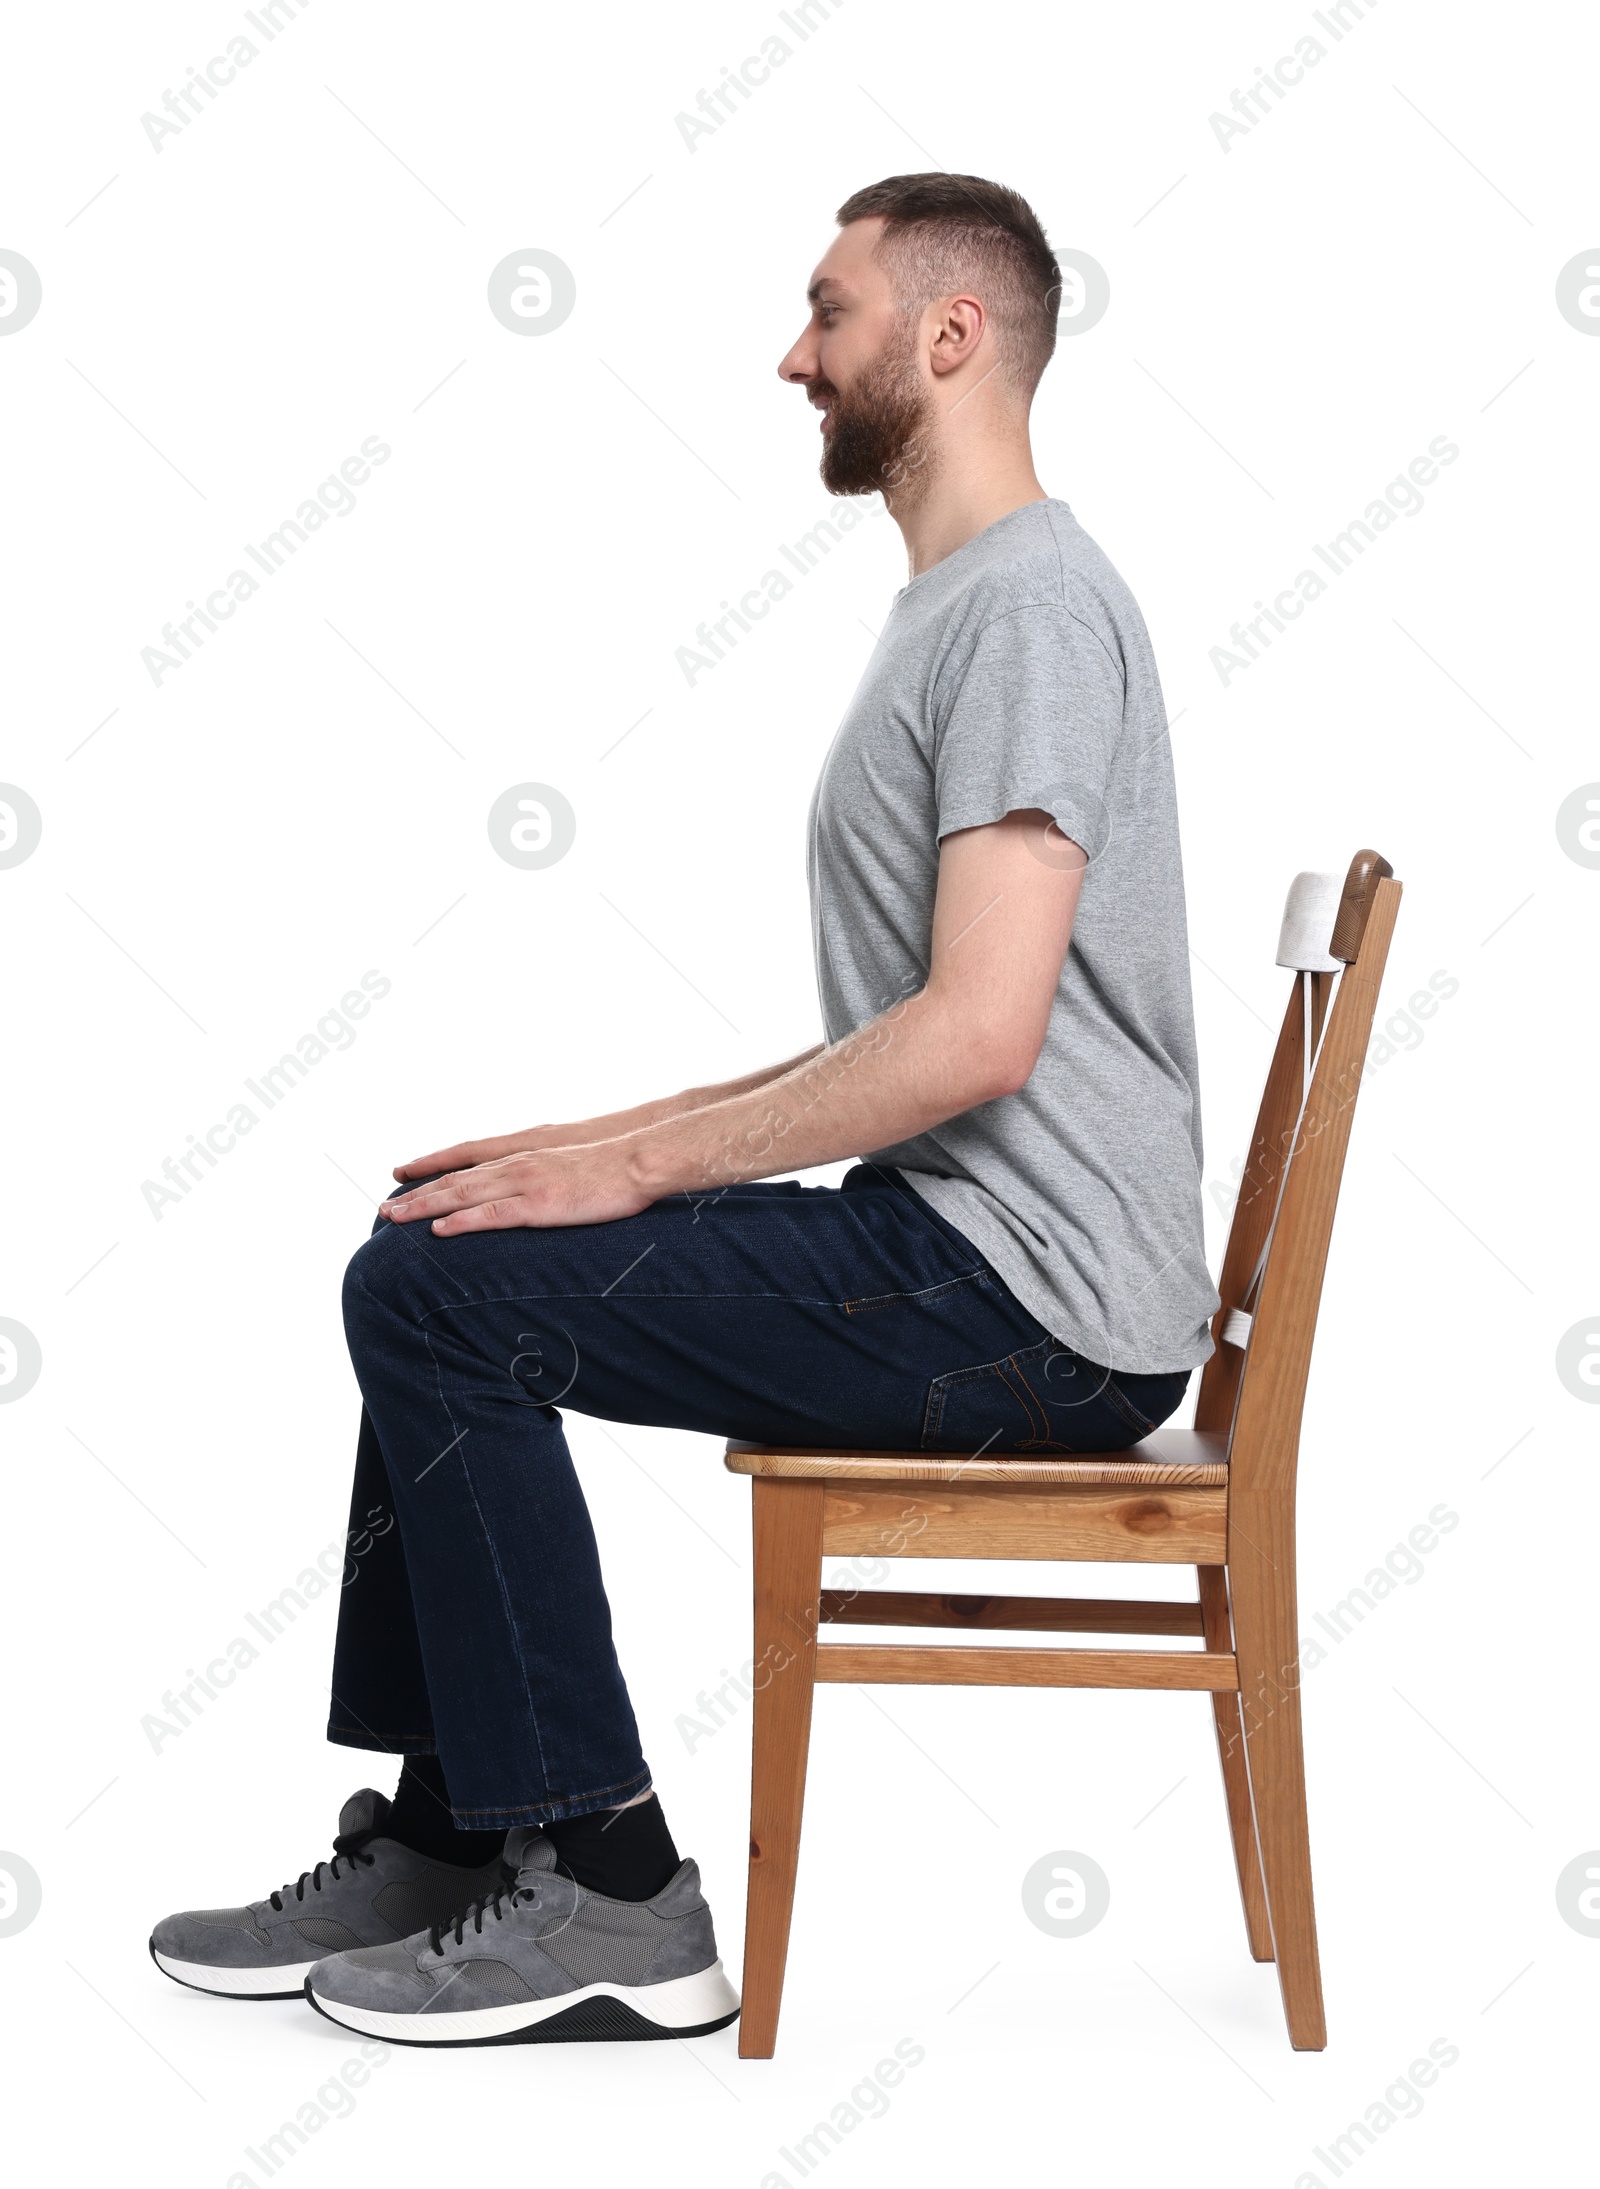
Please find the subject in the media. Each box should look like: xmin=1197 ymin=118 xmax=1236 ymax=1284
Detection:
xmin=922 ymin=1343 xmax=1188 ymax=1454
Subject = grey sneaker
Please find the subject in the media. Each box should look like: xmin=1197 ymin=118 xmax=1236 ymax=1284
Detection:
xmin=304 ymin=1827 xmax=740 ymax=2044
xmin=149 ymin=1789 xmax=512 ymax=2000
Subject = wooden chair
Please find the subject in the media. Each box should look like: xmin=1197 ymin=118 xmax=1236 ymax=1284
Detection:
xmin=724 ymin=848 xmax=1401 ymax=2056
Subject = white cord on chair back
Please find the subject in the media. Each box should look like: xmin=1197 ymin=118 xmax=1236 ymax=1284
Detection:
xmin=1221 ymin=872 xmax=1346 ymax=1353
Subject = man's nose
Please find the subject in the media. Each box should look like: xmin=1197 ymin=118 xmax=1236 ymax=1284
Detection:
xmin=777 ymin=332 xmax=815 ymax=384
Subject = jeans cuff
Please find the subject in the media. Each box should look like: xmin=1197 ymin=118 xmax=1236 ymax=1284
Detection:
xmin=442 ymin=1765 xmax=655 ymax=1828
xmin=326 ymin=1720 xmax=437 ymax=1756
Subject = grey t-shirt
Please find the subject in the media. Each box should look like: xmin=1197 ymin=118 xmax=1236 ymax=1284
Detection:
xmin=806 ymin=497 xmax=1218 ymax=1374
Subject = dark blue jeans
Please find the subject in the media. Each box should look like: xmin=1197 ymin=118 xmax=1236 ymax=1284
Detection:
xmin=329 ymin=1164 xmax=1189 ymax=1826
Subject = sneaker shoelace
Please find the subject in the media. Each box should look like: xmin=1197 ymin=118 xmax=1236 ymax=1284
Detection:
xmin=426 ymin=1876 xmax=536 ymax=1957
xmin=267 ymin=1830 xmax=378 ymax=1912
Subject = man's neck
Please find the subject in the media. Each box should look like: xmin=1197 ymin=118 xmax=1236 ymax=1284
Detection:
xmin=889 ymin=446 xmax=1049 ymax=581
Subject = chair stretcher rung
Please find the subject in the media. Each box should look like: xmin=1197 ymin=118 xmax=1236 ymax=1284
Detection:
xmin=818 ymin=1589 xmax=1205 ymax=1636
xmin=814 ymin=1643 xmax=1240 ymax=1691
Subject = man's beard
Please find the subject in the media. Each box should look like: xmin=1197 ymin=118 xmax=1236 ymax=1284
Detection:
xmin=816 ymin=333 xmax=938 ymax=501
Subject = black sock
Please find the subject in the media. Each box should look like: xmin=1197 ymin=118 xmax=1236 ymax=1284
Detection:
xmin=543 ymin=1793 xmax=681 ymax=1902
xmin=386 ymin=1753 xmax=506 ymax=1868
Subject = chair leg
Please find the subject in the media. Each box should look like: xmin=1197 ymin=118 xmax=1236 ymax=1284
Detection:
xmin=738 ymin=1478 xmax=826 ymax=2059
xmin=1227 ymin=1506 xmax=1327 ymax=2049
xmin=1198 ymin=1565 xmax=1274 ymax=1963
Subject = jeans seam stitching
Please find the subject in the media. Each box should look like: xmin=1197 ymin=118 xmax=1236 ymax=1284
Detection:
xmin=1101 ymin=1378 xmax=1158 ymax=1438
xmin=843 ymin=1269 xmax=991 ymax=1316
xmin=406 ymin=1287 xmax=952 ymax=1321
xmin=927 ymin=1340 xmax=1053 ymax=1396
xmin=996 ymin=1357 xmax=1050 ymax=1442
xmin=421 ymin=1325 xmax=555 ymax=1793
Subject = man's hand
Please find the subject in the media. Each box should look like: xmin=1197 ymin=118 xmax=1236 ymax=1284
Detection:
xmin=381 ymin=1141 xmax=653 ymax=1235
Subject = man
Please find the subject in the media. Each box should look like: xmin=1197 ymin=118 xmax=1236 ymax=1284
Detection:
xmin=151 ymin=174 xmax=1219 ymax=2045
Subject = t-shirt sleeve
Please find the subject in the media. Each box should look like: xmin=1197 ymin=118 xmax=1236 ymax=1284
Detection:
xmin=931 ymin=605 xmax=1125 ymax=859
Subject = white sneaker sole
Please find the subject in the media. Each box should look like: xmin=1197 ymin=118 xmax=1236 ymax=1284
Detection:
xmin=151 ymin=1943 xmax=319 ymax=1999
xmin=306 ymin=1958 xmax=741 ymax=2045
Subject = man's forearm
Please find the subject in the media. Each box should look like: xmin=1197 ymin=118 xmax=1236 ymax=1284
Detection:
xmin=393 ymin=1046 xmax=827 ymax=1183
xmin=621 ymin=991 xmax=1015 ymax=1202
xmin=558 ymin=1046 xmax=825 ymax=1146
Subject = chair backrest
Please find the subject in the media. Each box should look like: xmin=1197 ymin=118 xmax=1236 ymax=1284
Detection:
xmin=1194 ymin=850 xmax=1402 ymax=1500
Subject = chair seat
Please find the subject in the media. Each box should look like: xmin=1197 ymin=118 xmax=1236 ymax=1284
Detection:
xmin=723 ymin=1424 xmax=1228 ymax=1486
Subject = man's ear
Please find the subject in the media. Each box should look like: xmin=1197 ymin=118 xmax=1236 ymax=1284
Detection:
xmin=928 ymin=295 xmax=987 ymax=378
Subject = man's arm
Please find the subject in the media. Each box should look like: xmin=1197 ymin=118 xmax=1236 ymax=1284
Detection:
xmin=393 ymin=1049 xmax=825 ymax=1183
xmin=383 ymin=809 xmax=1085 ymax=1236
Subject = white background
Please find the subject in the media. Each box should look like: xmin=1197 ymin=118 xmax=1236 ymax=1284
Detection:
xmin=1 ymin=1 xmax=1593 ymax=2181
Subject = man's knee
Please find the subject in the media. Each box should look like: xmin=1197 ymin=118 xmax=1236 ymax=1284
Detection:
xmin=343 ymin=1221 xmax=421 ymax=1334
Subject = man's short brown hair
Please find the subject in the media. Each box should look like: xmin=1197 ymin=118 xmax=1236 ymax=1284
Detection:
xmin=835 ymin=173 xmax=1061 ymax=398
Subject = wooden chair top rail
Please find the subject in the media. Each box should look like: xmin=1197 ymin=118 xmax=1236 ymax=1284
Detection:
xmin=1330 ymin=848 xmax=1392 ymax=961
